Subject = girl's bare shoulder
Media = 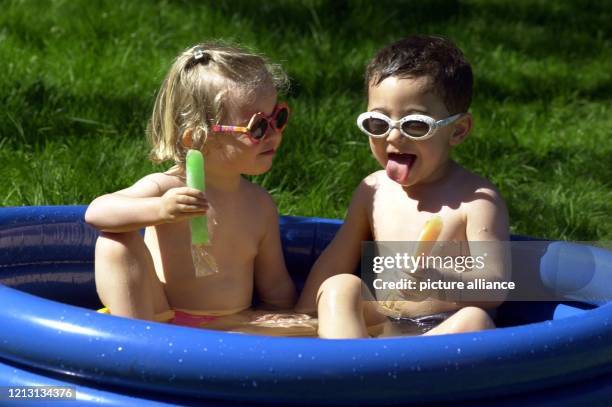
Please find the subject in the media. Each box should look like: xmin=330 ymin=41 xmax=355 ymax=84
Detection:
xmin=240 ymin=178 xmax=277 ymax=212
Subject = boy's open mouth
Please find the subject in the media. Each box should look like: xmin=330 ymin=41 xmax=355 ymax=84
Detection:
xmin=386 ymin=153 xmax=416 ymax=184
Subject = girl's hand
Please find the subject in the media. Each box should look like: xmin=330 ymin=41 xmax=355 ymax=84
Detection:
xmin=159 ymin=187 xmax=209 ymax=223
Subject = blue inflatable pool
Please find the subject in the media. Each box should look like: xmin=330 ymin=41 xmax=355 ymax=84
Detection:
xmin=1 ymin=206 xmax=611 ymax=406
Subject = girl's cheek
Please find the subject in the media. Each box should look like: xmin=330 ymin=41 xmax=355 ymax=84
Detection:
xmin=225 ymin=145 xmax=253 ymax=163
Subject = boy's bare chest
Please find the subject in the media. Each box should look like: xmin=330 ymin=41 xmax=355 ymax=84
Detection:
xmin=370 ymin=188 xmax=467 ymax=242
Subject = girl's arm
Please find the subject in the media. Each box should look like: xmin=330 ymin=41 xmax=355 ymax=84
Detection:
xmin=253 ymin=197 xmax=297 ymax=310
xmin=85 ymin=173 xmax=208 ymax=233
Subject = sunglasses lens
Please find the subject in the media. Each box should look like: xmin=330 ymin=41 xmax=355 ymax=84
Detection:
xmin=251 ymin=119 xmax=268 ymax=140
xmin=401 ymin=120 xmax=430 ymax=138
xmin=274 ymin=108 xmax=289 ymax=130
xmin=362 ymin=118 xmax=389 ymax=136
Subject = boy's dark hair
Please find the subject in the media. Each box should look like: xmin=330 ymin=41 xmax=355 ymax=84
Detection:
xmin=365 ymin=35 xmax=473 ymax=114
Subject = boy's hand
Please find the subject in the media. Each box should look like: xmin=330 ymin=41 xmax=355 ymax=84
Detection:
xmin=159 ymin=187 xmax=209 ymax=223
xmin=395 ymin=268 xmax=432 ymax=301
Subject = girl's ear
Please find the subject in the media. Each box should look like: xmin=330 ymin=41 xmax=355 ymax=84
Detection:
xmin=182 ymin=129 xmax=194 ymax=148
xmin=449 ymin=113 xmax=473 ymax=146
xmin=184 ymin=127 xmax=211 ymax=155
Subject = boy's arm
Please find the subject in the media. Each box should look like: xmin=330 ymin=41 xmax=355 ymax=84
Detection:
xmin=294 ymin=181 xmax=373 ymax=313
xmin=85 ymin=174 xmax=207 ymax=233
xmin=254 ymin=197 xmax=297 ymax=310
xmin=466 ymin=187 xmax=509 ymax=241
xmin=462 ymin=186 xmax=511 ymax=308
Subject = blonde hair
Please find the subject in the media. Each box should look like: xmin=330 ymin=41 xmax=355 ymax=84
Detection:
xmin=147 ymin=41 xmax=288 ymax=165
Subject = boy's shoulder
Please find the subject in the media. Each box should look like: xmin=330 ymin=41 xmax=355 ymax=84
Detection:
xmin=348 ymin=170 xmax=388 ymax=202
xmin=451 ymin=164 xmax=510 ymax=239
xmin=359 ymin=170 xmax=392 ymax=191
xmin=451 ymin=165 xmax=508 ymax=233
xmin=364 ymin=169 xmax=389 ymax=184
xmin=451 ymin=164 xmax=505 ymax=203
xmin=350 ymin=169 xmax=409 ymax=205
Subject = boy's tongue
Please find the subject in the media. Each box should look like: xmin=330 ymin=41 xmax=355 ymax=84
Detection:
xmin=386 ymin=153 xmax=416 ymax=184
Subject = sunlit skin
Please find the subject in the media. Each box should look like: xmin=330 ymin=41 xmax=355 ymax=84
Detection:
xmin=203 ymin=82 xmax=283 ymax=179
xmin=87 ymin=80 xmax=297 ymax=321
xmin=296 ymin=75 xmax=510 ymax=338
xmin=367 ymin=76 xmax=457 ymax=188
xmin=365 ymin=76 xmax=481 ymax=248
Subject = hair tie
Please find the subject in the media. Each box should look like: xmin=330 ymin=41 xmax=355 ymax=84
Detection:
xmin=188 ymin=48 xmax=212 ymax=68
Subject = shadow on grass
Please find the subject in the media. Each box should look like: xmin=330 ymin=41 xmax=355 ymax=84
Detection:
xmin=168 ymin=0 xmax=462 ymax=37
xmin=164 ymin=0 xmax=612 ymax=57
xmin=1 ymin=79 xmax=151 ymax=145
xmin=465 ymin=0 xmax=611 ymax=59
xmin=162 ymin=0 xmax=463 ymax=98
xmin=189 ymin=0 xmax=611 ymax=100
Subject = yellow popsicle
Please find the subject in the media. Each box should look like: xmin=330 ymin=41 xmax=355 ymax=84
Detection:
xmin=414 ymin=216 xmax=443 ymax=257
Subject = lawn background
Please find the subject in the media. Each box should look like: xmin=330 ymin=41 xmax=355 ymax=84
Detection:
xmin=0 ymin=0 xmax=610 ymax=241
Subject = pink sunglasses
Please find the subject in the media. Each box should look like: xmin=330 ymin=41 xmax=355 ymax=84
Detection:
xmin=211 ymin=103 xmax=290 ymax=143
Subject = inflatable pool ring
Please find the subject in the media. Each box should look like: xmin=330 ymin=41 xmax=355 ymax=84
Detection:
xmin=1 ymin=206 xmax=611 ymax=406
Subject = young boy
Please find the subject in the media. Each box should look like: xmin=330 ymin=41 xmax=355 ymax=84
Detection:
xmin=295 ymin=35 xmax=510 ymax=338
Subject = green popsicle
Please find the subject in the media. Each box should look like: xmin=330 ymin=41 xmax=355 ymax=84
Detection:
xmin=186 ymin=149 xmax=209 ymax=245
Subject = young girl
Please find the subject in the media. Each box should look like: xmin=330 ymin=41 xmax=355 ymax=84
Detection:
xmin=86 ymin=42 xmax=314 ymax=335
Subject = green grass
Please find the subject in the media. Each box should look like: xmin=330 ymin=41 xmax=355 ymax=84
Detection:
xmin=1 ymin=0 xmax=610 ymax=241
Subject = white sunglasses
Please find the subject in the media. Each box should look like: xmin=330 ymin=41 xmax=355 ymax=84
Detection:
xmin=356 ymin=111 xmax=463 ymax=140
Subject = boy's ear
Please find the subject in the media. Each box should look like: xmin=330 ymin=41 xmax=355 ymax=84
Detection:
xmin=182 ymin=129 xmax=194 ymax=148
xmin=449 ymin=113 xmax=472 ymax=146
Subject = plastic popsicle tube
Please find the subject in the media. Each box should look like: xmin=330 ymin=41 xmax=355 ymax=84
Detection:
xmin=414 ymin=216 xmax=443 ymax=257
xmin=186 ymin=149 xmax=209 ymax=245
xmin=380 ymin=216 xmax=444 ymax=309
